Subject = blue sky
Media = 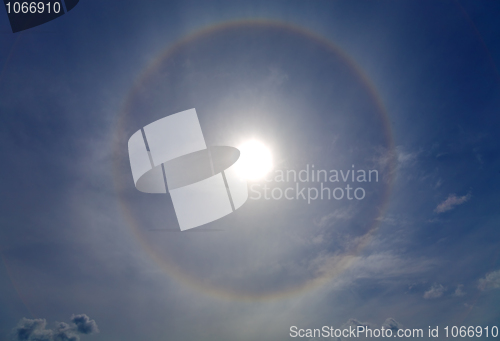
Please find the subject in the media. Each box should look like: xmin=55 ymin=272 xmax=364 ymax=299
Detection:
xmin=0 ymin=1 xmax=499 ymax=340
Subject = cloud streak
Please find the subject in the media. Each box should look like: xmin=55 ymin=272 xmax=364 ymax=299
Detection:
xmin=434 ymin=194 xmax=470 ymax=213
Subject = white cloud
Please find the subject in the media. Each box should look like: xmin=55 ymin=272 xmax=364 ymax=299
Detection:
xmin=434 ymin=179 xmax=442 ymax=189
xmin=382 ymin=318 xmax=404 ymax=332
xmin=375 ymin=215 xmax=397 ymax=225
xmin=478 ymin=269 xmax=500 ymax=291
xmin=373 ymin=146 xmax=418 ymax=168
xmin=370 ymin=146 xmax=420 ymax=185
xmin=342 ymin=318 xmax=374 ymax=328
xmin=396 ymin=148 xmax=418 ymax=166
xmin=265 ymin=67 xmax=289 ymax=87
xmin=320 ymin=253 xmax=438 ymax=293
xmin=453 ymin=284 xmax=466 ymax=297
xmin=314 ymin=209 xmax=353 ymax=228
xmin=434 ymin=193 xmax=470 ymax=213
xmin=423 ymin=283 xmax=446 ymax=299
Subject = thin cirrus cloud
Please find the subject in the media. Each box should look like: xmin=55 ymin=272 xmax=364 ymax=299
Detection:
xmin=12 ymin=314 xmax=98 ymax=341
xmin=434 ymin=194 xmax=471 ymax=213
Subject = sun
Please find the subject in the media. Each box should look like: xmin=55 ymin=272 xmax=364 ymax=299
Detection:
xmin=236 ymin=140 xmax=273 ymax=181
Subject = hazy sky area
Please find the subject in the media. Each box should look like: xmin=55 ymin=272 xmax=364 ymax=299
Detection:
xmin=0 ymin=1 xmax=499 ymax=340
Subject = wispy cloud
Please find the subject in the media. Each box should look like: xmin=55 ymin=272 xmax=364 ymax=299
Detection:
xmin=370 ymin=146 xmax=420 ymax=185
xmin=314 ymin=209 xmax=353 ymax=227
xmin=382 ymin=318 xmax=404 ymax=332
xmin=423 ymin=283 xmax=446 ymax=299
xmin=265 ymin=67 xmax=289 ymax=87
xmin=434 ymin=193 xmax=470 ymax=213
xmin=478 ymin=269 xmax=500 ymax=291
xmin=347 ymin=253 xmax=436 ymax=280
xmin=453 ymin=284 xmax=466 ymax=297
xmin=396 ymin=148 xmax=419 ymax=166
xmin=342 ymin=318 xmax=377 ymax=330
xmin=373 ymin=146 xmax=419 ymax=169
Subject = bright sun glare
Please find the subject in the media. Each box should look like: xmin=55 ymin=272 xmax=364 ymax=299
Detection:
xmin=236 ymin=140 xmax=273 ymax=181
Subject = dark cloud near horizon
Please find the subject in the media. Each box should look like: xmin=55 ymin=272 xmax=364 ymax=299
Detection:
xmin=13 ymin=315 xmax=98 ymax=341
xmin=14 ymin=318 xmax=49 ymax=341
